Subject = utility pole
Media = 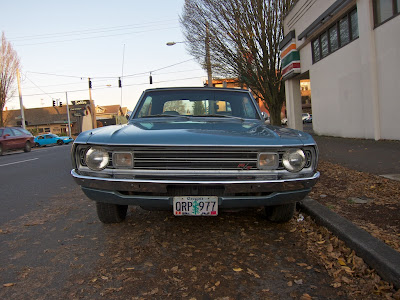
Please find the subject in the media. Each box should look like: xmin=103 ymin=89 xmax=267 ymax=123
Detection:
xmin=16 ymin=69 xmax=26 ymax=129
xmin=205 ymin=22 xmax=213 ymax=88
xmin=120 ymin=44 xmax=125 ymax=108
xmin=88 ymin=77 xmax=92 ymax=101
xmin=65 ymin=92 xmax=71 ymax=137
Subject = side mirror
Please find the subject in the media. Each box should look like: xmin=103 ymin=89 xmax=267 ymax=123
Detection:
xmin=261 ymin=112 xmax=269 ymax=120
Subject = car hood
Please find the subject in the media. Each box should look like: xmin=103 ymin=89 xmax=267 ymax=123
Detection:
xmin=75 ymin=119 xmax=314 ymax=147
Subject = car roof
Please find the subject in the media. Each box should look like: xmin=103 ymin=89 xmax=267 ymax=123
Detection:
xmin=143 ymin=87 xmax=251 ymax=93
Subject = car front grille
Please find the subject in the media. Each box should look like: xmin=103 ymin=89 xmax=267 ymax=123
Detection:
xmin=77 ymin=145 xmax=315 ymax=174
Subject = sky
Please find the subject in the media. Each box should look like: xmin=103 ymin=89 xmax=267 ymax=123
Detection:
xmin=1 ymin=0 xmax=206 ymax=111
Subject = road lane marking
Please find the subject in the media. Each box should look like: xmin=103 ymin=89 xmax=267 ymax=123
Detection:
xmin=0 ymin=158 xmax=39 ymax=167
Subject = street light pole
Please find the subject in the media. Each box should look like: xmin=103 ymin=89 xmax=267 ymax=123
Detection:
xmin=166 ymin=23 xmax=213 ymax=87
xmin=65 ymin=92 xmax=71 ymax=137
xmin=16 ymin=69 xmax=26 ymax=129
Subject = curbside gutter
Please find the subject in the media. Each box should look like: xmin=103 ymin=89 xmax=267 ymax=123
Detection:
xmin=298 ymin=197 xmax=400 ymax=289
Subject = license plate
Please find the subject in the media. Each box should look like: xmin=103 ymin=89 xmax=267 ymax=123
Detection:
xmin=173 ymin=196 xmax=218 ymax=216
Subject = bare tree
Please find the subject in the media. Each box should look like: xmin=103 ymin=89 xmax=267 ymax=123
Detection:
xmin=0 ymin=32 xmax=20 ymax=127
xmin=180 ymin=0 xmax=293 ymax=125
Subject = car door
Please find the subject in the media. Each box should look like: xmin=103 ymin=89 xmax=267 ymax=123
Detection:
xmin=11 ymin=128 xmax=26 ymax=148
xmin=2 ymin=128 xmax=16 ymax=150
xmin=44 ymin=134 xmax=54 ymax=145
xmin=48 ymin=134 xmax=58 ymax=145
xmin=36 ymin=135 xmax=45 ymax=146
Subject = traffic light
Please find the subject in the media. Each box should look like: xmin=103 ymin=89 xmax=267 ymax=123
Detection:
xmin=52 ymin=100 xmax=56 ymax=107
xmin=149 ymin=75 xmax=153 ymax=84
xmin=89 ymin=79 xmax=92 ymax=89
xmin=118 ymin=77 xmax=122 ymax=88
xmin=59 ymin=102 xmax=63 ymax=107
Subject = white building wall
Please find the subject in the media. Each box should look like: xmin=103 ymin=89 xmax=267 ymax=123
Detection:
xmin=283 ymin=0 xmax=400 ymax=140
xmin=310 ymin=39 xmax=376 ymax=138
xmin=374 ymin=16 xmax=400 ymax=140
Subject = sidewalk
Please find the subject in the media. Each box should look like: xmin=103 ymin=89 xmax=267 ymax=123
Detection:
xmin=303 ymin=123 xmax=400 ymax=178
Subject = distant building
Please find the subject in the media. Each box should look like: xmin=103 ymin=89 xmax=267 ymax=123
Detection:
xmin=207 ymin=78 xmax=292 ymax=118
xmin=3 ymin=106 xmax=78 ymax=136
xmin=95 ymin=105 xmax=129 ymax=127
xmin=3 ymin=100 xmax=100 ymax=136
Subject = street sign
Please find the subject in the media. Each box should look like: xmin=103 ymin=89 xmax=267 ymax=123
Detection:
xmin=69 ymin=107 xmax=86 ymax=111
xmin=71 ymin=100 xmax=91 ymax=105
xmin=73 ymin=112 xmax=85 ymax=117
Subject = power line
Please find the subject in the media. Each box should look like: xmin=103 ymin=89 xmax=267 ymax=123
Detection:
xmin=15 ymin=75 xmax=206 ymax=97
xmin=22 ymin=69 xmax=204 ymax=90
xmin=26 ymin=58 xmax=196 ymax=80
xmin=10 ymin=19 xmax=178 ymax=41
xmin=15 ymin=26 xmax=179 ymax=47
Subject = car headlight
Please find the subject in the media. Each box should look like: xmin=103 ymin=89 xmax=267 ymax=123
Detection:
xmin=85 ymin=147 xmax=109 ymax=171
xmin=113 ymin=152 xmax=133 ymax=168
xmin=282 ymin=149 xmax=306 ymax=172
xmin=258 ymin=153 xmax=279 ymax=169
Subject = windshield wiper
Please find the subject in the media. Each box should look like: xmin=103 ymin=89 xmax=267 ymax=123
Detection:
xmin=140 ymin=114 xmax=190 ymax=119
xmin=193 ymin=114 xmax=245 ymax=122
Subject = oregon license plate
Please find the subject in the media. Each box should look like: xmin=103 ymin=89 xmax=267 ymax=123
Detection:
xmin=173 ymin=196 xmax=218 ymax=216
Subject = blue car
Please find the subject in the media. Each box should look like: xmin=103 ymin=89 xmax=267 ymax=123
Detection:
xmin=34 ymin=134 xmax=74 ymax=147
xmin=71 ymin=87 xmax=319 ymax=224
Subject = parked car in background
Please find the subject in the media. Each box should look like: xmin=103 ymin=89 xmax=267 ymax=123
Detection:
xmin=302 ymin=113 xmax=312 ymax=123
xmin=305 ymin=114 xmax=313 ymax=123
xmin=71 ymin=87 xmax=319 ymax=224
xmin=0 ymin=127 xmax=34 ymax=155
xmin=34 ymin=134 xmax=74 ymax=147
xmin=281 ymin=117 xmax=288 ymax=125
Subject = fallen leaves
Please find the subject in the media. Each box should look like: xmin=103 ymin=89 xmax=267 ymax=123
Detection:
xmin=3 ymin=283 xmax=15 ymax=287
xmin=295 ymin=211 xmax=399 ymax=298
xmin=310 ymin=160 xmax=400 ymax=253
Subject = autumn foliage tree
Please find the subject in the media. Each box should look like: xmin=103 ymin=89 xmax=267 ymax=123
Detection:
xmin=0 ymin=32 xmax=21 ymax=127
xmin=180 ymin=0 xmax=293 ymax=125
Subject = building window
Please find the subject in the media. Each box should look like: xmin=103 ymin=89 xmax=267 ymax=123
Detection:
xmin=321 ymin=32 xmax=329 ymax=58
xmin=312 ymin=8 xmax=358 ymax=64
xmin=312 ymin=39 xmax=321 ymax=62
xmin=350 ymin=10 xmax=359 ymax=39
xmin=329 ymin=25 xmax=339 ymax=52
xmin=373 ymin=0 xmax=400 ymax=26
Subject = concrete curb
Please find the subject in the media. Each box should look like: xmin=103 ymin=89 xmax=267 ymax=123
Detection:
xmin=298 ymin=198 xmax=400 ymax=289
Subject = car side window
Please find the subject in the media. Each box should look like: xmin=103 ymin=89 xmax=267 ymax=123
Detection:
xmin=38 ymin=136 xmax=44 ymax=140
xmin=4 ymin=128 xmax=14 ymax=136
xmin=19 ymin=128 xmax=32 ymax=135
xmin=11 ymin=129 xmax=23 ymax=136
xmin=0 ymin=129 xmax=3 ymax=136
xmin=46 ymin=135 xmax=52 ymax=139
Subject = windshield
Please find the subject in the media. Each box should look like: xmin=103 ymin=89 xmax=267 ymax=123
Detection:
xmin=133 ymin=90 xmax=260 ymax=120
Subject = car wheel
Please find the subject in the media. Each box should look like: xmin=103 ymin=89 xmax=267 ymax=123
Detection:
xmin=24 ymin=141 xmax=32 ymax=152
xmin=264 ymin=203 xmax=296 ymax=223
xmin=57 ymin=140 xmax=64 ymax=145
xmin=96 ymin=202 xmax=128 ymax=223
xmin=0 ymin=144 xmax=3 ymax=156
xmin=35 ymin=142 xmax=40 ymax=147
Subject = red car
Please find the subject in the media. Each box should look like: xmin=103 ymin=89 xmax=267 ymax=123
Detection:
xmin=0 ymin=127 xmax=34 ymax=155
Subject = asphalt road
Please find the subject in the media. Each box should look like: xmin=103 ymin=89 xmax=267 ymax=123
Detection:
xmin=0 ymin=144 xmax=354 ymax=299
xmin=0 ymin=144 xmax=76 ymax=226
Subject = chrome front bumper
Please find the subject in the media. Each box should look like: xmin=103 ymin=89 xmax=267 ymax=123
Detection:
xmin=71 ymin=169 xmax=320 ymax=208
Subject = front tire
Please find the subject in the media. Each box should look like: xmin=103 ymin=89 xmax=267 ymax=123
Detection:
xmin=265 ymin=203 xmax=296 ymax=223
xmin=96 ymin=202 xmax=128 ymax=223
xmin=24 ymin=141 xmax=32 ymax=152
xmin=57 ymin=140 xmax=63 ymax=145
xmin=0 ymin=144 xmax=3 ymax=155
